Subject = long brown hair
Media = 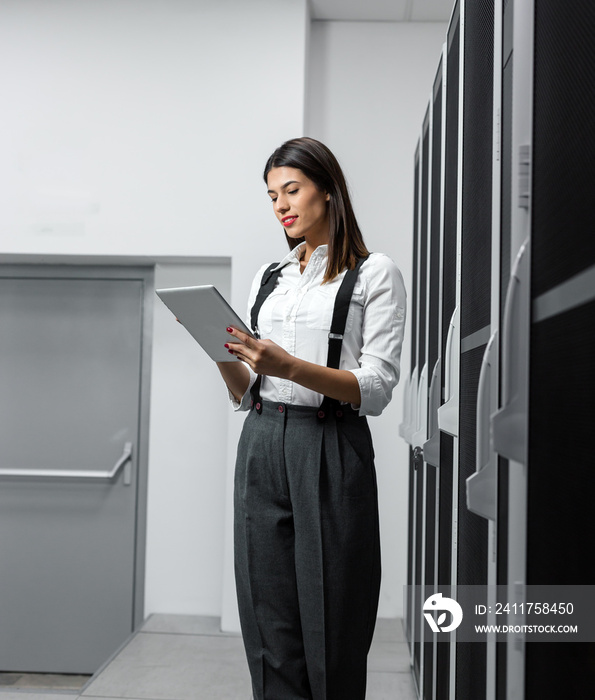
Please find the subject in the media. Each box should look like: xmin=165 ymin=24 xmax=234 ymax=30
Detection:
xmin=263 ymin=137 xmax=369 ymax=283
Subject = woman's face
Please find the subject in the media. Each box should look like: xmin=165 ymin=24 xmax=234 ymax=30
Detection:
xmin=266 ymin=166 xmax=330 ymax=246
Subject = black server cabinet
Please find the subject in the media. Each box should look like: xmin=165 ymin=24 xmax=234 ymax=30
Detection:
xmin=435 ymin=5 xmax=460 ymax=699
xmin=524 ymin=1 xmax=595 ymax=697
xmin=455 ymin=0 xmax=495 ymax=698
xmin=422 ymin=54 xmax=445 ymax=700
xmin=496 ymin=1 xmax=513 ymax=698
xmin=406 ymin=142 xmax=421 ymax=652
xmin=413 ymin=107 xmax=431 ymax=694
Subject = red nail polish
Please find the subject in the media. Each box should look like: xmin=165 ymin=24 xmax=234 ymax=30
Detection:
xmin=226 ymin=327 xmax=233 ymax=333
xmin=228 ymin=349 xmax=233 ymax=354
xmin=224 ymin=343 xmax=229 ymax=349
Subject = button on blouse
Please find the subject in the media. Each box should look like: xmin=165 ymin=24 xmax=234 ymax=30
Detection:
xmin=230 ymin=242 xmax=407 ymax=417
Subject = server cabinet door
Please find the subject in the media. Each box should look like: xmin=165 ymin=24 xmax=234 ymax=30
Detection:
xmin=525 ymin=0 xmax=595 ymax=697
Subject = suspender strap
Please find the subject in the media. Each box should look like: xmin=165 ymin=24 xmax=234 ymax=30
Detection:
xmin=249 ymin=262 xmax=284 ymax=412
xmin=250 ymin=262 xmax=283 ymax=338
xmin=316 ymin=255 xmax=369 ymax=421
xmin=326 ymin=256 xmax=368 ymax=370
xmin=249 ymin=255 xmax=369 ymax=416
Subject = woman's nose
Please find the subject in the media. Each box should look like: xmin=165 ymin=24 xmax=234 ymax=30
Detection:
xmin=275 ymin=195 xmax=289 ymax=214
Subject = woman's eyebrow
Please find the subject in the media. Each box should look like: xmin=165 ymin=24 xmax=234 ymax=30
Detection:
xmin=267 ymin=180 xmax=299 ymax=195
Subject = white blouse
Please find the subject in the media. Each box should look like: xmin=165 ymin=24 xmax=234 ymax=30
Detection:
xmin=232 ymin=242 xmax=407 ymax=417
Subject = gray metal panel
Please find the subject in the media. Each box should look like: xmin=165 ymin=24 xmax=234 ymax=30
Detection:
xmin=502 ymin=0 xmax=535 ymax=695
xmin=460 ymin=324 xmax=492 ymax=354
xmin=0 ymin=267 xmax=152 ymax=673
xmin=134 ymin=266 xmax=154 ymax=631
xmin=1 ymin=277 xmax=142 ymax=469
xmin=532 ymin=263 xmax=595 ymax=323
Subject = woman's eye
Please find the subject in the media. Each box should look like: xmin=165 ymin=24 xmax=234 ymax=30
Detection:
xmin=270 ymin=197 xmax=277 ymax=203
xmin=288 ymin=189 xmax=298 ymax=195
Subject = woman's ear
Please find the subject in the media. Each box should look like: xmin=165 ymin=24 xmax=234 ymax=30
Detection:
xmin=325 ymin=192 xmax=330 ymax=201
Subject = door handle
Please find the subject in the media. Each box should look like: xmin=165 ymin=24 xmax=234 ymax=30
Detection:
xmin=398 ymin=373 xmax=411 ymax=439
xmin=412 ymin=362 xmax=428 ymax=448
xmin=437 ymin=306 xmax=460 ymax=437
xmin=466 ymin=332 xmax=498 ymax=520
xmin=491 ymin=238 xmax=530 ymax=465
xmin=0 ymin=442 xmax=133 ymax=485
xmin=404 ymin=366 xmax=419 ymax=445
xmin=422 ymin=357 xmax=441 ymax=467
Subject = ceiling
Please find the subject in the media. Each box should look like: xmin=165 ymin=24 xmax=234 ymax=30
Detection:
xmin=310 ymin=0 xmax=453 ymax=22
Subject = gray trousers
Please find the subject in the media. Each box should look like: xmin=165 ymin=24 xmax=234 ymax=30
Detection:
xmin=234 ymin=400 xmax=381 ymax=700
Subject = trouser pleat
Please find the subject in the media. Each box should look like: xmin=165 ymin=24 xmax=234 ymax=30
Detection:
xmin=234 ymin=403 xmax=381 ymax=700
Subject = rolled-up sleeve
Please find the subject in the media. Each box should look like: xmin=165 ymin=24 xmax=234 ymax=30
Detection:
xmin=227 ymin=368 xmax=258 ymax=411
xmin=228 ymin=264 xmax=269 ymax=412
xmin=348 ymin=254 xmax=407 ymax=417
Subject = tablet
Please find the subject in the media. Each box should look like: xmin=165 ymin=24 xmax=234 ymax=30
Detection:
xmin=155 ymin=285 xmax=253 ymax=362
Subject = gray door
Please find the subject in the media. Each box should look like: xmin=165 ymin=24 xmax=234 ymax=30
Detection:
xmin=0 ymin=267 xmax=152 ymax=674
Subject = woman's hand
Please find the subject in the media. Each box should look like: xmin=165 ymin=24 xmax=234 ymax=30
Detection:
xmin=224 ymin=327 xmax=362 ymax=406
xmin=225 ymin=327 xmax=295 ymax=379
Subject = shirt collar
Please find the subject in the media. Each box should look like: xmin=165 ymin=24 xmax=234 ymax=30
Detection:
xmin=272 ymin=243 xmax=329 ymax=271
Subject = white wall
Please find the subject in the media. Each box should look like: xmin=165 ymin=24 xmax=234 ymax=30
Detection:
xmin=306 ymin=20 xmax=447 ymax=617
xmin=147 ymin=261 xmax=231 ymax=615
xmin=0 ymin=0 xmax=309 ymax=627
xmin=0 ymin=0 xmax=449 ymax=627
xmin=0 ymin=0 xmax=307 ymax=280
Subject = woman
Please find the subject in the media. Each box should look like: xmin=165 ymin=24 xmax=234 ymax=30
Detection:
xmin=217 ymin=137 xmax=406 ymax=700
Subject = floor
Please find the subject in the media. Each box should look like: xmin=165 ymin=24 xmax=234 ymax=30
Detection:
xmin=0 ymin=614 xmax=417 ymax=700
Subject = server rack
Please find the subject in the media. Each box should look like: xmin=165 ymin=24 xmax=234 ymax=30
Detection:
xmin=402 ymin=128 xmax=423 ymax=685
xmin=420 ymin=52 xmax=446 ymax=700
xmin=494 ymin=1 xmax=514 ymax=697
xmin=525 ymin=0 xmax=595 ymax=668
xmin=403 ymin=140 xmax=421 ymax=659
xmin=434 ymin=1 xmax=461 ymax=700
xmin=455 ymin=0 xmax=497 ymax=698
xmin=404 ymin=0 xmax=594 ymax=698
xmin=436 ymin=2 xmax=463 ymax=698
xmin=407 ymin=0 xmax=501 ymax=697
xmin=498 ymin=1 xmax=595 ymax=698
xmin=410 ymin=105 xmax=432 ymax=695
xmin=491 ymin=0 xmax=533 ymax=696
xmin=464 ymin=0 xmax=503 ymax=698
xmin=404 ymin=92 xmax=444 ymax=699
